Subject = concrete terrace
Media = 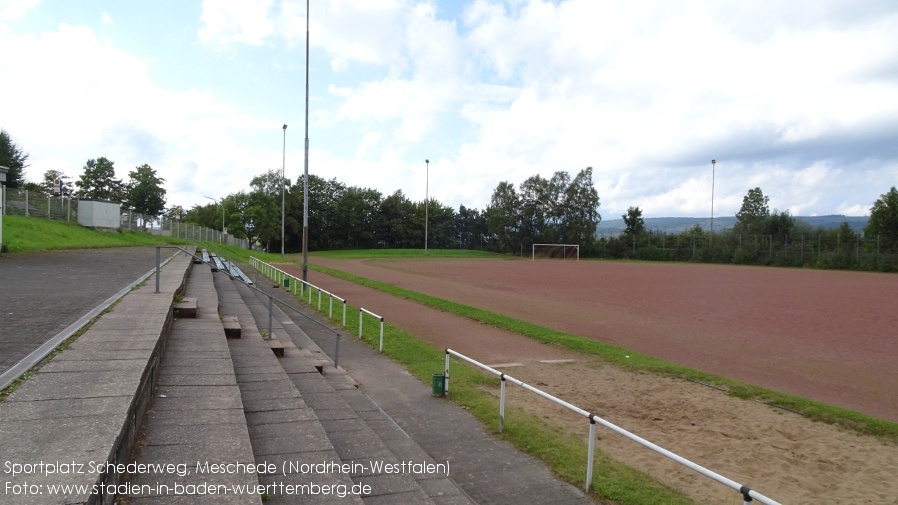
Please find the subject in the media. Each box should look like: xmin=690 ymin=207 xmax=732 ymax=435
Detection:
xmin=0 ymin=250 xmax=591 ymax=505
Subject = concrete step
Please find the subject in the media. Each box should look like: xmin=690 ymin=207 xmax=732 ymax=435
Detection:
xmin=126 ymin=263 xmax=262 ymax=504
xmin=173 ymin=297 xmax=198 ymax=318
xmin=266 ymin=335 xmax=285 ymax=357
xmin=237 ymin=280 xmax=472 ymax=505
xmin=222 ymin=316 xmax=242 ymax=338
xmin=214 ymin=272 xmax=363 ymax=505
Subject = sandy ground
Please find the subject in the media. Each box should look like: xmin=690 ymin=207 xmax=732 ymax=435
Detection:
xmin=274 ymin=257 xmax=898 ymax=504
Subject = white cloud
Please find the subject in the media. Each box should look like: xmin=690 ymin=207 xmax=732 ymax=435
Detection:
xmin=0 ymin=0 xmax=39 ymax=21
xmin=101 ymin=10 xmax=112 ymax=24
xmin=198 ymin=0 xmax=275 ymax=48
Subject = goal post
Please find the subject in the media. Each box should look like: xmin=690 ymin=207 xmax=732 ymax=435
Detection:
xmin=532 ymin=243 xmax=580 ymax=261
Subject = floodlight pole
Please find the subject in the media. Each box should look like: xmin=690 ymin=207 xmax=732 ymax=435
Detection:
xmin=281 ymin=124 xmax=287 ymax=257
xmin=0 ymin=166 xmax=7 ymax=256
xmin=301 ymin=0 xmax=310 ymax=281
xmin=710 ymin=159 xmax=716 ymax=253
xmin=425 ymin=159 xmax=429 ymax=256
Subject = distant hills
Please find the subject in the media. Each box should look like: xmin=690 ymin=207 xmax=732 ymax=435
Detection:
xmin=595 ymin=215 xmax=869 ymax=237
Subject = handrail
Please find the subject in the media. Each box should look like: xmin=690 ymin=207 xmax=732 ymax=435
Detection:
xmin=249 ymin=256 xmax=348 ymax=328
xmin=359 ymin=308 xmax=385 ymax=352
xmin=444 ymin=349 xmax=780 ymax=504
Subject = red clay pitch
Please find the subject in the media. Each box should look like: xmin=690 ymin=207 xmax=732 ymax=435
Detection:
xmin=309 ymin=257 xmax=898 ymax=422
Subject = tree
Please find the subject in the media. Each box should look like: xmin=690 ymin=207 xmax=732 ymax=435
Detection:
xmin=75 ymin=157 xmax=124 ymax=201
xmin=224 ymin=190 xmax=277 ymax=251
xmin=127 ymin=164 xmax=167 ymax=230
xmin=622 ymin=206 xmax=646 ymax=237
xmin=561 ymin=167 xmax=601 ymax=248
xmin=487 ymin=181 xmax=520 ymax=252
xmin=865 ymin=186 xmax=898 ymax=250
xmin=40 ymin=170 xmax=72 ymax=196
xmin=735 ymin=187 xmax=770 ymax=236
xmin=0 ymin=129 xmax=29 ymax=188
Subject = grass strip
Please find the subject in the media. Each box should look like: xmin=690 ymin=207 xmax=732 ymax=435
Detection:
xmin=248 ymin=262 xmax=696 ymax=505
xmin=2 ymin=215 xmax=183 ymax=253
xmin=307 ymin=262 xmax=898 ymax=445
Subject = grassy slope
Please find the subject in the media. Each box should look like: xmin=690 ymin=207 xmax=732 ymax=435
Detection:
xmin=1 ymin=215 xmax=182 ymax=252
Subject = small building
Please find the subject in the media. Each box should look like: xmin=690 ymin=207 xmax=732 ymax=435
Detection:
xmin=77 ymin=198 xmax=121 ymax=230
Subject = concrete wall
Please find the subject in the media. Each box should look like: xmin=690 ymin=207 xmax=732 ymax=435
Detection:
xmin=77 ymin=199 xmax=121 ymax=229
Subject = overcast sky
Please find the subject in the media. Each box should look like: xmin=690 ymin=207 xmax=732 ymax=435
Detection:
xmin=2 ymin=0 xmax=897 ymax=219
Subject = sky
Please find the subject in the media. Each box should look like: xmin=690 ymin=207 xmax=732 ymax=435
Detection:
xmin=2 ymin=0 xmax=897 ymax=220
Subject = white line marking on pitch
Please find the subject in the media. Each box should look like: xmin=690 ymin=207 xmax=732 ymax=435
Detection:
xmin=538 ymin=359 xmax=575 ymax=364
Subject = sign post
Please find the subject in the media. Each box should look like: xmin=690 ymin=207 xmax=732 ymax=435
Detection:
xmin=0 ymin=166 xmax=8 ymax=255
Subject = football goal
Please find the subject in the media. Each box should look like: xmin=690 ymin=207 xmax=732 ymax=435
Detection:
xmin=532 ymin=243 xmax=580 ymax=261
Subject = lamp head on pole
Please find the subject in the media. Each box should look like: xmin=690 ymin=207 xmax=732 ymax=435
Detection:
xmin=711 ymin=159 xmax=716 ymax=166
xmin=425 ymin=159 xmax=429 ymax=165
xmin=283 ymin=124 xmax=288 ymax=130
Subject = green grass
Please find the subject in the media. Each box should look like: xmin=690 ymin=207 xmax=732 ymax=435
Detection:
xmin=309 ymin=248 xmax=504 ymax=259
xmin=253 ymin=264 xmax=696 ymax=505
xmin=1 ymin=215 xmax=183 ymax=253
xmin=306 ymin=261 xmax=898 ymax=445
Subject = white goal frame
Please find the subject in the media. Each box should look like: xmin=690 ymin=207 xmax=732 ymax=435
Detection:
xmin=532 ymin=243 xmax=580 ymax=261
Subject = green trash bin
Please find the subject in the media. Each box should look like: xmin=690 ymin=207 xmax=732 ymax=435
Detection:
xmin=431 ymin=373 xmax=445 ymax=397
xmin=283 ymin=278 xmax=290 ymax=288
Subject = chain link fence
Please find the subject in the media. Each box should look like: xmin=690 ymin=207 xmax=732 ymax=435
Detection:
xmin=598 ymin=231 xmax=898 ymax=272
xmin=2 ymin=187 xmax=249 ymax=249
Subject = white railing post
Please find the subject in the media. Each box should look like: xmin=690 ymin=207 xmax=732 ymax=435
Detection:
xmin=499 ymin=376 xmax=506 ymax=433
xmin=444 ymin=350 xmax=450 ymax=394
xmin=318 ymin=288 xmax=322 ymax=310
xmin=586 ymin=418 xmax=596 ymax=491
xmin=342 ymin=300 xmax=346 ymax=327
xmin=379 ymin=317 xmax=384 ymax=352
xmin=328 ymin=295 xmax=333 ymax=319
xmin=358 ymin=308 xmax=363 ymax=338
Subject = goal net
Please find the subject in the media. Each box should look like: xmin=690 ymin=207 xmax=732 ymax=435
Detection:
xmin=532 ymin=244 xmax=579 ymax=261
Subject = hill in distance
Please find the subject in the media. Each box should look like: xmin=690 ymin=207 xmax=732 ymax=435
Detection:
xmin=596 ymin=215 xmax=869 ymax=237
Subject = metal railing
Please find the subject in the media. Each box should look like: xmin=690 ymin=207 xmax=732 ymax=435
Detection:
xmin=358 ymin=308 xmax=385 ymax=353
xmin=249 ymin=257 xmax=348 ymax=328
xmin=444 ymin=349 xmax=780 ymax=505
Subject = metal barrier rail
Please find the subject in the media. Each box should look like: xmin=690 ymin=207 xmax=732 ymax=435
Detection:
xmin=444 ymin=349 xmax=780 ymax=505
xmin=358 ymin=308 xmax=385 ymax=353
xmin=249 ymin=257 xmax=347 ymax=328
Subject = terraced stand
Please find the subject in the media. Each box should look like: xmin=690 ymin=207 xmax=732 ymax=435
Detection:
xmin=126 ymin=263 xmax=261 ymax=504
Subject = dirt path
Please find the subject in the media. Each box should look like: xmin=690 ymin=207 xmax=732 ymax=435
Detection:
xmin=273 ymin=258 xmax=898 ymax=504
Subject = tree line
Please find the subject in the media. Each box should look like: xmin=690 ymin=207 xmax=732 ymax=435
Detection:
xmin=611 ymin=186 xmax=898 ymax=271
xmin=182 ymin=166 xmax=602 ymax=254
xmin=4 ymin=127 xmax=897 ymax=271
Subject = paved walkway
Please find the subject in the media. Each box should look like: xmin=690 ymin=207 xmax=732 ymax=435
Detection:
xmin=0 ymin=247 xmax=162 ymax=375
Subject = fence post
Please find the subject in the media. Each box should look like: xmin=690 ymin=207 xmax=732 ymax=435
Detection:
xmin=318 ymin=288 xmax=322 ymax=310
xmin=267 ymin=297 xmax=273 ymax=339
xmin=379 ymin=317 xmax=384 ymax=353
xmin=329 ymin=295 xmax=333 ymax=319
xmin=155 ymin=247 xmax=160 ymax=293
xmin=444 ymin=350 xmax=450 ymax=394
xmin=499 ymin=375 xmax=506 ymax=432
xmin=334 ymin=334 xmax=340 ymax=369
xmin=586 ymin=417 xmax=596 ymax=491
xmin=342 ymin=300 xmax=347 ymax=328
xmin=358 ymin=309 xmax=363 ymax=338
